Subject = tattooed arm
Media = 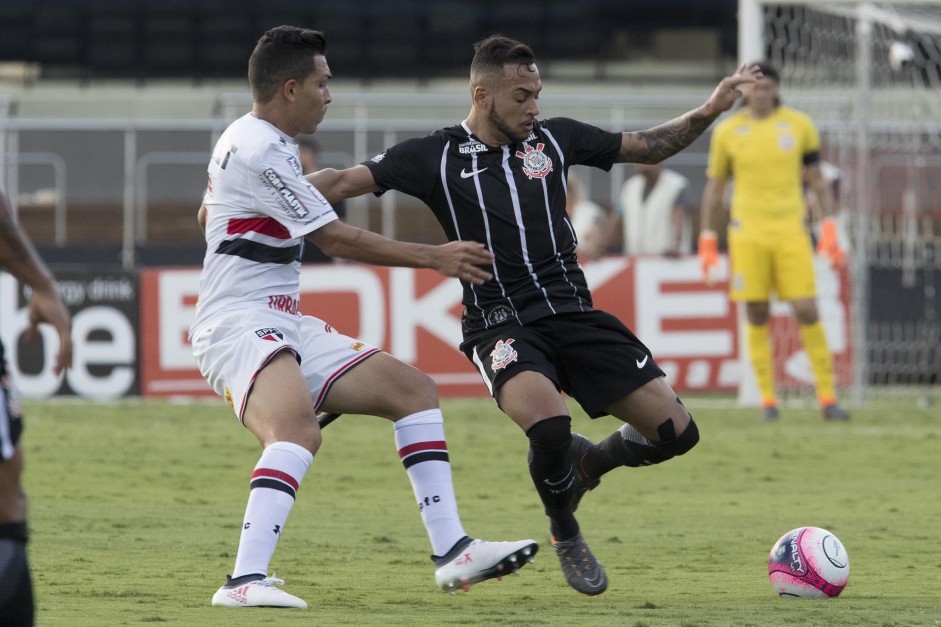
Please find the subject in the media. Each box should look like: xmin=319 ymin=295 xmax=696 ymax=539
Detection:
xmin=616 ymin=64 xmax=762 ymax=164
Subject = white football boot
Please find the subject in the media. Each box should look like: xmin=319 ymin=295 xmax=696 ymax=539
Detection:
xmin=434 ymin=538 xmax=539 ymax=594
xmin=211 ymin=574 xmax=308 ymax=608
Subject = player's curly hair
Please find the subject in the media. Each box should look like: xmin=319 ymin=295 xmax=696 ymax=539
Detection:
xmin=470 ymin=35 xmax=536 ymax=86
xmin=249 ymin=26 xmax=326 ymax=103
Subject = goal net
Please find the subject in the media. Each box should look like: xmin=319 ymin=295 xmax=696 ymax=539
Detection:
xmin=739 ymin=1 xmax=941 ymax=406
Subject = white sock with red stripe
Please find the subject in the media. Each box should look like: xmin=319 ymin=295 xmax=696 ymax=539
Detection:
xmin=231 ymin=441 xmax=313 ymax=579
xmin=394 ymin=409 xmax=467 ymax=556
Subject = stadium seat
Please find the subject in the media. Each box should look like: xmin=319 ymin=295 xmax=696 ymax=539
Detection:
xmin=198 ymin=15 xmax=255 ymax=78
xmin=143 ymin=14 xmax=196 ymax=77
xmin=87 ymin=13 xmax=141 ymax=77
xmin=32 ymin=6 xmax=84 ymax=69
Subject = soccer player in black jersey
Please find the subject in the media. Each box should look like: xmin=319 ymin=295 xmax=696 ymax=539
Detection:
xmin=0 ymin=188 xmax=73 ymax=625
xmin=310 ymin=35 xmax=760 ymax=595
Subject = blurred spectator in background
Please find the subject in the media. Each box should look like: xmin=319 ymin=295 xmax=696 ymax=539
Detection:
xmin=615 ymin=162 xmax=691 ymax=257
xmin=0 ymin=188 xmax=72 ymax=627
xmin=565 ymin=173 xmax=608 ymax=261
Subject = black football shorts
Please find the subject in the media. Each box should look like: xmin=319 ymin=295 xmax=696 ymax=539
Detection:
xmin=461 ymin=310 xmax=664 ymax=418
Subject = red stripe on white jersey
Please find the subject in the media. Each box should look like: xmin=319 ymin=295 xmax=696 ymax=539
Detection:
xmin=227 ymin=217 xmax=291 ymax=239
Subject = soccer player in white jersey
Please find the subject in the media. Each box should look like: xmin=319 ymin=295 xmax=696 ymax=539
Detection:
xmin=192 ymin=26 xmax=537 ymax=608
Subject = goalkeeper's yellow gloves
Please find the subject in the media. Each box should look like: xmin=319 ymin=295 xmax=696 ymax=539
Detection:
xmin=816 ymin=217 xmax=845 ymax=268
xmin=698 ymin=230 xmax=719 ymax=284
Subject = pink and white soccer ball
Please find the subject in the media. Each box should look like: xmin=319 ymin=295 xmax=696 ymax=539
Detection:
xmin=768 ymin=526 xmax=850 ymax=598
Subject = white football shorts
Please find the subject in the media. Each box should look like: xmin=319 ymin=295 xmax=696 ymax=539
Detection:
xmin=190 ymin=310 xmax=380 ymax=421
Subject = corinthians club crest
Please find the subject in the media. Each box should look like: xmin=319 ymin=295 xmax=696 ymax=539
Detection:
xmin=515 ymin=143 xmax=553 ymax=179
xmin=490 ymin=338 xmax=518 ymax=372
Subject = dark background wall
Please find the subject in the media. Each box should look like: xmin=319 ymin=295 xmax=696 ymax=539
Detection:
xmin=0 ymin=0 xmax=738 ymax=81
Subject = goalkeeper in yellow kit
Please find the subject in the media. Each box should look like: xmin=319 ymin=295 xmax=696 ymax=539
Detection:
xmin=698 ymin=62 xmax=850 ymax=421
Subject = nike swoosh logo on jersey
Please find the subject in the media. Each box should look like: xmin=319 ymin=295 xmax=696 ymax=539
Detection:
xmin=636 ymin=354 xmax=649 ymax=369
xmin=460 ymin=167 xmax=488 ymax=178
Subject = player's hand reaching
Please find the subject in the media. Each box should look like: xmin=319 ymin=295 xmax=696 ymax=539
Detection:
xmin=26 ymin=283 xmax=73 ymax=374
xmin=816 ymin=217 xmax=846 ymax=268
xmin=698 ymin=230 xmax=719 ymax=284
xmin=704 ymin=63 xmax=763 ymax=116
xmin=432 ymin=241 xmax=494 ymax=285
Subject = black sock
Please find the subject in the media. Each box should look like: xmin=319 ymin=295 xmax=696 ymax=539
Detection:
xmin=0 ymin=524 xmax=33 ymax=627
xmin=526 ymin=415 xmax=579 ymax=540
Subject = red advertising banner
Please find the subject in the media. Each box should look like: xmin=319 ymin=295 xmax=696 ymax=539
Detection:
xmin=139 ymin=256 xmax=852 ymax=400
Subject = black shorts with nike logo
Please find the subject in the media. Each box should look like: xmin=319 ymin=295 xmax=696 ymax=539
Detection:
xmin=460 ymin=310 xmax=664 ymax=418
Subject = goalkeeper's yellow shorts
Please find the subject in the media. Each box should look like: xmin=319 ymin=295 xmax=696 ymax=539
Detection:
xmin=728 ymin=230 xmax=817 ymax=302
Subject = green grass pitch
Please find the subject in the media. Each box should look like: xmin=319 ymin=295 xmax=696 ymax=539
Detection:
xmin=22 ymin=395 xmax=941 ymax=626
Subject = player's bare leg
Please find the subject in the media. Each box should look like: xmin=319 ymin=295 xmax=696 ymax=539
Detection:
xmin=212 ymin=350 xmax=317 ymax=609
xmin=321 ymin=352 xmax=538 ymax=594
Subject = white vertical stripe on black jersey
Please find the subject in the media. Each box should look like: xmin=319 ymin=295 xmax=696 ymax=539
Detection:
xmin=362 ymin=117 xmax=623 ymax=333
xmin=440 ymin=141 xmax=485 ymax=323
xmin=472 ymin=148 xmax=520 ymax=327
xmin=501 ymin=145 xmax=556 ymax=315
xmin=541 ymin=126 xmax=588 ymax=311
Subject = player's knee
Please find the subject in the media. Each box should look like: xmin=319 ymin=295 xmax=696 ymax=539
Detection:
xmin=285 ymin=420 xmax=322 ymax=455
xmin=746 ymin=302 xmax=771 ymax=325
xmin=525 ymin=415 xmax=572 ymax=451
xmin=666 ymin=416 xmax=699 ymax=456
xmin=305 ymin=422 xmax=324 ymax=454
xmin=648 ymin=415 xmax=699 ymax=461
xmin=396 ymin=368 xmax=440 ymax=412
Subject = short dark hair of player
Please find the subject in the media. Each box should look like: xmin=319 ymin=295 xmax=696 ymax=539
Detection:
xmin=248 ymin=26 xmax=326 ymax=103
xmin=470 ymin=35 xmax=536 ymax=87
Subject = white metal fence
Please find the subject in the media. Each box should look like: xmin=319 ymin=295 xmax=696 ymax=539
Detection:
xmin=1 ymin=81 xmax=938 ymax=400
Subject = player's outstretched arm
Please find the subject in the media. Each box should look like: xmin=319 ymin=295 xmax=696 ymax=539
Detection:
xmin=0 ymin=192 xmax=72 ymax=373
xmin=616 ymin=64 xmax=762 ymax=164
xmin=308 ymin=220 xmax=494 ymax=285
xmin=305 ymin=164 xmax=379 ymax=204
